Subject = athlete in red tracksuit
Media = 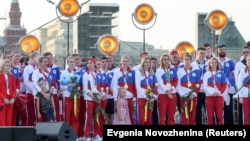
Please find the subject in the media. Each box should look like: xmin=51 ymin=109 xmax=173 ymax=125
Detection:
xmin=111 ymin=55 xmax=136 ymax=125
xmin=60 ymin=56 xmax=80 ymax=134
xmin=23 ymin=52 xmax=39 ymax=126
xmin=135 ymin=57 xmax=158 ymax=125
xmin=203 ymin=57 xmax=227 ymax=125
xmin=83 ymin=57 xmax=104 ymax=141
xmin=155 ymin=54 xmax=178 ymax=125
xmin=177 ymin=54 xmax=201 ymax=125
xmin=238 ymin=56 xmax=250 ymax=125
xmin=0 ymin=59 xmax=16 ymax=126
xmin=72 ymin=54 xmax=87 ymax=139
xmin=11 ymin=51 xmax=22 ymax=126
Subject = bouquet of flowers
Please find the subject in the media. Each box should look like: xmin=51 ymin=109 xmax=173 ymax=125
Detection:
xmin=181 ymin=83 xmax=200 ymax=119
xmin=59 ymin=73 xmax=81 ymax=117
xmin=144 ymin=86 xmax=155 ymax=122
xmin=69 ymin=74 xmax=81 ymax=99
xmin=93 ymin=88 xmax=105 ymax=126
xmin=145 ymin=87 xmax=154 ymax=110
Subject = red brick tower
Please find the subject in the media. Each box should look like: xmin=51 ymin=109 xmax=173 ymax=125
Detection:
xmin=3 ymin=0 xmax=26 ymax=52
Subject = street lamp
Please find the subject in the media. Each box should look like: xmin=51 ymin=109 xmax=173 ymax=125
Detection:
xmin=56 ymin=0 xmax=81 ymax=57
xmin=205 ymin=9 xmax=228 ymax=54
xmin=132 ymin=3 xmax=157 ymax=52
xmin=17 ymin=35 xmax=41 ymax=56
xmin=175 ymin=41 xmax=195 ymax=61
xmin=96 ymin=34 xmax=119 ymax=56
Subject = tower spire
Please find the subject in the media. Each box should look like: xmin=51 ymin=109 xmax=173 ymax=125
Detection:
xmin=9 ymin=0 xmax=21 ymax=26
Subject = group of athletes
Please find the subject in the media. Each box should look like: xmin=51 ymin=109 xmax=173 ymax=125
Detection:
xmin=0 ymin=41 xmax=250 ymax=141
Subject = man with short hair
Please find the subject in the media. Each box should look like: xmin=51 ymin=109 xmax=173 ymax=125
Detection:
xmin=216 ymin=43 xmax=235 ymax=125
xmin=191 ymin=47 xmax=208 ymax=125
xmin=202 ymin=43 xmax=213 ymax=60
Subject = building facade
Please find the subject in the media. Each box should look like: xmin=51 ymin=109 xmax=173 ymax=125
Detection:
xmin=38 ymin=19 xmax=73 ymax=68
xmin=73 ymin=3 xmax=119 ymax=57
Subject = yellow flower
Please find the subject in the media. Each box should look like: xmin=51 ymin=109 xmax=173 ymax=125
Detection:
xmin=146 ymin=87 xmax=152 ymax=96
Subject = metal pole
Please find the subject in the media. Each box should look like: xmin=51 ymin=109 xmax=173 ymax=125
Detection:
xmin=143 ymin=28 xmax=145 ymax=52
xmin=67 ymin=22 xmax=70 ymax=57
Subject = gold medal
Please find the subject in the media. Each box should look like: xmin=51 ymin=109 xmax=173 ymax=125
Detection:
xmin=7 ymin=89 xmax=10 ymax=95
xmin=124 ymin=84 xmax=128 ymax=89
xmin=187 ymin=82 xmax=192 ymax=88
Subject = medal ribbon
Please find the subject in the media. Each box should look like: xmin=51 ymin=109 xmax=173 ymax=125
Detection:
xmin=121 ymin=68 xmax=128 ymax=87
xmin=211 ymin=72 xmax=216 ymax=88
xmin=144 ymin=71 xmax=150 ymax=87
xmin=184 ymin=67 xmax=192 ymax=87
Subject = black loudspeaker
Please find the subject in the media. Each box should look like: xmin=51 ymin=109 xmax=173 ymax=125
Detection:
xmin=35 ymin=122 xmax=77 ymax=141
xmin=0 ymin=126 xmax=36 ymax=141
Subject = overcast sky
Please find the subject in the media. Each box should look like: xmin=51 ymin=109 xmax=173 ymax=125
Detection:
xmin=1 ymin=0 xmax=250 ymax=51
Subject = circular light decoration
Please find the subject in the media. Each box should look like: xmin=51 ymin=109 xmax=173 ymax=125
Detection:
xmin=134 ymin=3 xmax=155 ymax=24
xmin=18 ymin=35 xmax=40 ymax=55
xmin=206 ymin=9 xmax=228 ymax=30
xmin=175 ymin=41 xmax=195 ymax=60
xmin=97 ymin=34 xmax=118 ymax=55
xmin=58 ymin=0 xmax=80 ymax=17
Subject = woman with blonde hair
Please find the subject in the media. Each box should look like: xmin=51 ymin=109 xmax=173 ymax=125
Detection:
xmin=0 ymin=59 xmax=16 ymax=126
xmin=135 ymin=56 xmax=157 ymax=125
xmin=111 ymin=55 xmax=136 ymax=124
xmin=155 ymin=53 xmax=178 ymax=125
xmin=203 ymin=57 xmax=227 ymax=125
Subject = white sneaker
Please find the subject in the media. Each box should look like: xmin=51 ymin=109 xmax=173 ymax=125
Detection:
xmin=77 ymin=137 xmax=84 ymax=141
xmin=85 ymin=137 xmax=91 ymax=141
xmin=94 ymin=135 xmax=102 ymax=141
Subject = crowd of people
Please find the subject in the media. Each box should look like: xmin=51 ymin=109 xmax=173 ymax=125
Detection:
xmin=0 ymin=41 xmax=250 ymax=141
